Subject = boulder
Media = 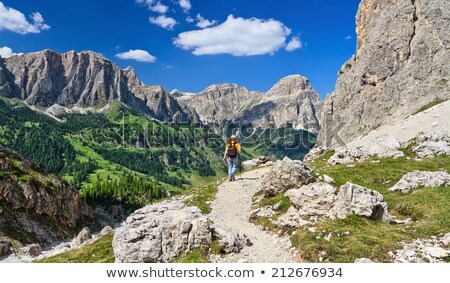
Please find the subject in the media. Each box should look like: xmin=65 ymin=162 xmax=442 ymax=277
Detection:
xmin=275 ymin=207 xmax=312 ymax=228
xmin=413 ymin=133 xmax=450 ymax=158
xmin=74 ymin=227 xmax=92 ymax=247
xmin=332 ymin=183 xmax=389 ymax=221
xmin=389 ymin=171 xmax=450 ymax=193
xmin=285 ymin=183 xmax=337 ymax=217
xmin=0 ymin=237 xmax=12 ymax=257
xmin=327 ymin=147 xmax=368 ymax=165
xmin=260 ymin=157 xmax=316 ymax=197
xmin=323 ymin=175 xmax=335 ymax=184
xmin=357 ymin=135 xmax=405 ymax=158
xmin=354 ymin=258 xmax=375 ymax=263
xmin=441 ymin=233 xmax=450 ymax=247
xmin=304 ymin=146 xmax=326 ymax=162
xmin=100 ymin=226 xmax=114 ymax=236
xmin=112 ymin=201 xmax=211 ymax=263
xmin=18 ymin=244 xmax=42 ymax=257
xmin=211 ymin=227 xmax=252 ymax=254
xmin=242 ymin=156 xmax=273 ymax=171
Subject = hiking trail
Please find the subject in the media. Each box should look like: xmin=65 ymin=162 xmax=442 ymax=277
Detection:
xmin=209 ymin=167 xmax=296 ymax=263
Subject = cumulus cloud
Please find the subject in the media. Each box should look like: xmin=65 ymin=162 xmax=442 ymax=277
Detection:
xmin=136 ymin=0 xmax=168 ymax=14
xmin=186 ymin=16 xmax=194 ymax=23
xmin=0 ymin=46 xmax=21 ymax=58
xmin=115 ymin=49 xmax=157 ymax=63
xmin=149 ymin=15 xmax=177 ymax=30
xmin=174 ymin=15 xmax=292 ymax=56
xmin=179 ymin=0 xmax=192 ymax=13
xmin=285 ymin=36 xmax=302 ymax=51
xmin=0 ymin=2 xmax=50 ymax=34
xmin=196 ymin=14 xmax=217 ymax=29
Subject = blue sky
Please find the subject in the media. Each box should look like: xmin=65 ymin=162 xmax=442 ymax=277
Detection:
xmin=0 ymin=0 xmax=360 ymax=98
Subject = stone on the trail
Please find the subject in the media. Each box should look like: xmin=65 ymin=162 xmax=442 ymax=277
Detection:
xmin=275 ymin=207 xmax=312 ymax=228
xmin=0 ymin=237 xmax=12 ymax=257
xmin=113 ymin=201 xmax=211 ymax=263
xmin=354 ymin=258 xmax=375 ymax=263
xmin=389 ymin=171 xmax=450 ymax=193
xmin=413 ymin=133 xmax=450 ymax=158
xmin=328 ymin=147 xmax=368 ymax=165
xmin=212 ymin=227 xmax=252 ymax=254
xmin=332 ymin=183 xmax=389 ymax=221
xmin=242 ymin=156 xmax=273 ymax=171
xmin=261 ymin=157 xmax=315 ymax=197
xmin=19 ymin=244 xmax=42 ymax=257
xmin=74 ymin=227 xmax=92 ymax=247
xmin=285 ymin=183 xmax=337 ymax=217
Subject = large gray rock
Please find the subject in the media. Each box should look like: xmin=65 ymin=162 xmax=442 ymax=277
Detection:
xmin=285 ymin=183 xmax=337 ymax=217
xmin=74 ymin=227 xmax=92 ymax=247
xmin=112 ymin=201 xmax=211 ymax=263
xmin=18 ymin=244 xmax=42 ymax=257
xmin=328 ymin=147 xmax=368 ymax=165
xmin=242 ymin=156 xmax=273 ymax=171
xmin=1 ymin=50 xmax=191 ymax=122
xmin=389 ymin=171 xmax=450 ymax=193
xmin=332 ymin=183 xmax=389 ymax=221
xmin=178 ymin=75 xmax=323 ymax=133
xmin=260 ymin=157 xmax=316 ymax=197
xmin=0 ymin=237 xmax=12 ymax=257
xmin=211 ymin=227 xmax=252 ymax=254
xmin=413 ymin=133 xmax=450 ymax=158
xmin=317 ymin=0 xmax=450 ymax=148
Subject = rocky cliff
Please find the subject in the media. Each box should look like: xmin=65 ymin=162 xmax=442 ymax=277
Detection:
xmin=318 ymin=0 xmax=450 ymax=147
xmin=179 ymin=75 xmax=323 ymax=133
xmin=0 ymin=145 xmax=95 ymax=245
xmin=0 ymin=50 xmax=190 ymax=122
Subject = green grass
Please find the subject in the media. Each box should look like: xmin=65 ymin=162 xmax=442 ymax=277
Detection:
xmin=36 ymin=234 xmax=115 ymax=263
xmin=294 ymin=150 xmax=450 ymax=262
xmin=184 ymin=184 xmax=219 ymax=214
xmin=413 ymin=99 xmax=447 ymax=115
xmin=171 ymin=248 xmax=210 ymax=263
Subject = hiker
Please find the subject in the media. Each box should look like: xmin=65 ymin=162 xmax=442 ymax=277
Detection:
xmin=223 ymin=135 xmax=242 ymax=182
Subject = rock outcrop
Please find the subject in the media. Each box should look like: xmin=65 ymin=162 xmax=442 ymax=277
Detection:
xmin=389 ymin=171 xmax=450 ymax=193
xmin=211 ymin=227 xmax=252 ymax=254
xmin=260 ymin=157 xmax=316 ymax=197
xmin=112 ymin=201 xmax=211 ymax=263
xmin=413 ymin=133 xmax=450 ymax=158
xmin=178 ymin=75 xmax=323 ymax=133
xmin=0 ymin=146 xmax=95 ymax=245
xmin=281 ymin=182 xmax=390 ymax=225
xmin=318 ymin=0 xmax=450 ymax=148
xmin=392 ymin=234 xmax=450 ymax=263
xmin=0 ymin=50 xmax=190 ymax=122
xmin=242 ymin=156 xmax=273 ymax=171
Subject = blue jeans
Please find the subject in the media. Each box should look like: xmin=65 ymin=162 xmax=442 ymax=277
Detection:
xmin=227 ymin=157 xmax=238 ymax=179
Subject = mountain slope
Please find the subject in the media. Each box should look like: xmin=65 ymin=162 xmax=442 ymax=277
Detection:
xmin=0 ymin=50 xmax=190 ymax=123
xmin=0 ymin=145 xmax=95 ymax=245
xmin=317 ymin=0 xmax=450 ymax=147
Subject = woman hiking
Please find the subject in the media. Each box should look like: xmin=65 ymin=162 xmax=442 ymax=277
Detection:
xmin=223 ymin=135 xmax=242 ymax=182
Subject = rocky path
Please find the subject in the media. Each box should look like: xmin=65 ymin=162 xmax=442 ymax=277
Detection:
xmin=209 ymin=167 xmax=296 ymax=263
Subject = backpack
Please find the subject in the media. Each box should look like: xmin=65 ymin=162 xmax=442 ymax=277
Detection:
xmin=227 ymin=143 xmax=237 ymax=158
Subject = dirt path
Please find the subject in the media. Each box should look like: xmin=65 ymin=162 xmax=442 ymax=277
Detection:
xmin=209 ymin=167 xmax=295 ymax=263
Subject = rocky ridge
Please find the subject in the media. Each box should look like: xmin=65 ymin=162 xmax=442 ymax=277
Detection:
xmin=0 ymin=50 xmax=190 ymax=122
xmin=178 ymin=75 xmax=323 ymax=133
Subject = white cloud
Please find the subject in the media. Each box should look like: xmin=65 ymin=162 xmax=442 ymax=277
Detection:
xmin=116 ymin=49 xmax=157 ymax=63
xmin=0 ymin=2 xmax=50 ymax=34
xmin=179 ymin=0 xmax=192 ymax=13
xmin=136 ymin=0 xmax=168 ymax=14
xmin=285 ymin=36 xmax=302 ymax=52
xmin=196 ymin=14 xmax=217 ymax=29
xmin=0 ymin=46 xmax=22 ymax=58
xmin=174 ymin=15 xmax=292 ymax=56
xmin=344 ymin=35 xmax=352 ymax=40
xmin=186 ymin=16 xmax=194 ymax=23
xmin=149 ymin=15 xmax=177 ymax=30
